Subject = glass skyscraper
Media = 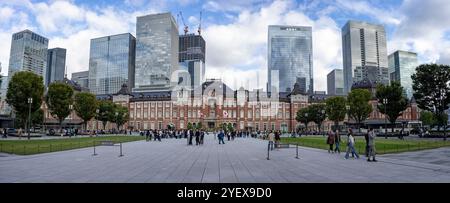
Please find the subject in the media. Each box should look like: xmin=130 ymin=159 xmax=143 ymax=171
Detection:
xmin=327 ymin=69 xmax=344 ymax=96
xmin=134 ymin=12 xmax=179 ymax=92
xmin=342 ymin=21 xmax=389 ymax=94
xmin=46 ymin=48 xmax=66 ymax=87
xmin=268 ymin=25 xmax=313 ymax=94
xmin=388 ymin=50 xmax=418 ymax=99
xmin=8 ymin=30 xmax=48 ymax=80
xmin=88 ymin=33 xmax=136 ymax=95
xmin=179 ymin=59 xmax=205 ymax=89
xmin=72 ymin=71 xmax=89 ymax=89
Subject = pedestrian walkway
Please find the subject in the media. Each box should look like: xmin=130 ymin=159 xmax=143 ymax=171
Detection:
xmin=1 ymin=134 xmax=449 ymax=183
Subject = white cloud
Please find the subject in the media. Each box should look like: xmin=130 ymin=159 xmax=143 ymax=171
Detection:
xmin=389 ymin=0 xmax=450 ymax=64
xmin=33 ymin=0 xmax=86 ymax=34
xmin=334 ymin=0 xmax=401 ymax=25
xmin=0 ymin=7 xmax=14 ymax=24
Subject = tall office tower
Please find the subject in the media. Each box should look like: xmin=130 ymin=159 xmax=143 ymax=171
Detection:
xmin=268 ymin=25 xmax=313 ymax=94
xmin=134 ymin=12 xmax=179 ymax=92
xmin=388 ymin=50 xmax=418 ymax=99
xmin=179 ymin=59 xmax=205 ymax=89
xmin=88 ymin=33 xmax=136 ymax=95
xmin=342 ymin=21 xmax=389 ymax=94
xmin=72 ymin=71 xmax=89 ymax=89
xmin=179 ymin=34 xmax=206 ymax=63
xmin=46 ymin=48 xmax=66 ymax=87
xmin=8 ymin=30 xmax=49 ymax=80
xmin=327 ymin=69 xmax=344 ymax=96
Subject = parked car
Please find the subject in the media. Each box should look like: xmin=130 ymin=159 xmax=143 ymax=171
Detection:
xmin=7 ymin=128 xmax=17 ymax=136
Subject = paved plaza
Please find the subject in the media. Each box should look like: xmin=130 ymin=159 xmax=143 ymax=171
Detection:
xmin=1 ymin=134 xmax=450 ymax=183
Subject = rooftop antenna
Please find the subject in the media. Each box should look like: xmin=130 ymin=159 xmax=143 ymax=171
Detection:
xmin=179 ymin=11 xmax=188 ymax=35
xmin=198 ymin=10 xmax=203 ymax=35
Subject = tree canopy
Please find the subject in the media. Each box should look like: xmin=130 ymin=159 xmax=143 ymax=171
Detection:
xmin=347 ymin=89 xmax=373 ymax=131
xmin=74 ymin=92 xmax=98 ymax=130
xmin=325 ymin=96 xmax=347 ymax=131
xmin=376 ymin=81 xmax=409 ymax=132
xmin=46 ymin=82 xmax=74 ymax=129
xmin=6 ymin=71 xmax=44 ymax=129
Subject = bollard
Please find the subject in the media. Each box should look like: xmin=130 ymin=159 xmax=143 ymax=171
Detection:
xmin=119 ymin=142 xmax=123 ymax=157
xmin=267 ymin=142 xmax=270 ymax=160
xmin=93 ymin=141 xmax=97 ymax=156
xmin=296 ymin=144 xmax=299 ymax=159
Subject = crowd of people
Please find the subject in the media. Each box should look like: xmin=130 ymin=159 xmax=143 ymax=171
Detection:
xmin=326 ymin=128 xmax=377 ymax=162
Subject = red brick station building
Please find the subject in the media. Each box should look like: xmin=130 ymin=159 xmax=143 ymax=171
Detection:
xmin=36 ymin=78 xmax=419 ymax=132
xmin=65 ymin=78 xmax=419 ymax=132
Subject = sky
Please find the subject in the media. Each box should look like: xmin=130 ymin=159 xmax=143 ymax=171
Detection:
xmin=0 ymin=0 xmax=449 ymax=93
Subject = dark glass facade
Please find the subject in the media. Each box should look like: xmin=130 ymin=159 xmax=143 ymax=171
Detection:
xmin=179 ymin=34 xmax=206 ymax=63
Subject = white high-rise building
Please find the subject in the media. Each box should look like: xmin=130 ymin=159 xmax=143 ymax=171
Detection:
xmin=8 ymin=30 xmax=49 ymax=80
xmin=342 ymin=21 xmax=388 ymax=94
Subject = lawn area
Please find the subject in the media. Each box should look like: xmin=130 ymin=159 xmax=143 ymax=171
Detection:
xmin=280 ymin=136 xmax=450 ymax=155
xmin=0 ymin=136 xmax=145 ymax=155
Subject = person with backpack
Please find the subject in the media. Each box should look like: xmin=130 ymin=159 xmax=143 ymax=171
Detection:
xmin=218 ymin=130 xmax=225 ymax=145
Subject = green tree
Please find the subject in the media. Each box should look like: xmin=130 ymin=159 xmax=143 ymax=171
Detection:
xmin=6 ymin=71 xmax=44 ymax=137
xmin=420 ymin=111 xmax=435 ymax=128
xmin=74 ymin=92 xmax=98 ymax=131
xmin=325 ymin=97 xmax=347 ymax=132
xmin=376 ymin=81 xmax=409 ymax=133
xmin=296 ymin=107 xmax=312 ymax=131
xmin=196 ymin=122 xmax=203 ymax=130
xmin=227 ymin=123 xmax=234 ymax=132
xmin=96 ymin=100 xmax=115 ymax=130
xmin=308 ymin=104 xmax=327 ymax=132
xmin=113 ymin=104 xmax=129 ymax=132
xmin=347 ymin=89 xmax=373 ymax=132
xmin=46 ymin=82 xmax=74 ymax=131
xmin=412 ymin=64 xmax=450 ymax=140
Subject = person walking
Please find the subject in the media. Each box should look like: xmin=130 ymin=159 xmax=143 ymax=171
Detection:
xmin=326 ymin=130 xmax=335 ymax=153
xmin=275 ymin=131 xmax=281 ymax=147
xmin=200 ymin=130 xmax=205 ymax=145
xmin=268 ymin=131 xmax=275 ymax=151
xmin=345 ymin=128 xmax=359 ymax=159
xmin=195 ymin=130 xmax=200 ymax=145
xmin=188 ymin=130 xmax=193 ymax=145
xmin=145 ymin=130 xmax=150 ymax=142
xmin=334 ymin=130 xmax=341 ymax=153
xmin=367 ymin=128 xmax=377 ymax=162
xmin=218 ymin=130 xmax=225 ymax=144
xmin=364 ymin=131 xmax=369 ymax=157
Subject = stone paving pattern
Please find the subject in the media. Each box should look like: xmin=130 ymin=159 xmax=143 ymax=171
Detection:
xmin=1 ymin=135 xmax=450 ymax=183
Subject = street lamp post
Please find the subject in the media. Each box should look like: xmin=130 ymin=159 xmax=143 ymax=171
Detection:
xmin=69 ymin=104 xmax=73 ymax=137
xmin=305 ymin=113 xmax=308 ymax=133
xmin=95 ymin=109 xmax=99 ymax=133
xmin=383 ymin=98 xmax=388 ymax=139
xmin=27 ymin=97 xmax=32 ymax=140
xmin=321 ymin=110 xmax=325 ymax=135
xmin=346 ymin=105 xmax=350 ymax=130
xmin=115 ymin=112 xmax=119 ymax=134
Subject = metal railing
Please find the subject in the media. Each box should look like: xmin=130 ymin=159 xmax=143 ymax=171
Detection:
xmin=267 ymin=142 xmax=299 ymax=160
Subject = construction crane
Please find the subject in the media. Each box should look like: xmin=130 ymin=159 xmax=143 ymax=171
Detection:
xmin=178 ymin=11 xmax=189 ymax=35
xmin=198 ymin=11 xmax=203 ymax=35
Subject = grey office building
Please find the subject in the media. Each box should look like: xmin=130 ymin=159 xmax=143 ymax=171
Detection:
xmin=342 ymin=21 xmax=389 ymax=94
xmin=179 ymin=60 xmax=205 ymax=89
xmin=388 ymin=50 xmax=418 ymax=99
xmin=88 ymin=33 xmax=136 ymax=95
xmin=327 ymin=69 xmax=344 ymax=96
xmin=268 ymin=25 xmax=313 ymax=94
xmin=134 ymin=12 xmax=179 ymax=92
xmin=46 ymin=48 xmax=66 ymax=87
xmin=72 ymin=71 xmax=89 ymax=89
xmin=8 ymin=30 xmax=48 ymax=80
xmin=179 ymin=34 xmax=206 ymax=63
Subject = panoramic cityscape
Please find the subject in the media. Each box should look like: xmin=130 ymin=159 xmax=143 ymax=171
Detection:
xmin=1 ymin=0 xmax=450 ymax=192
